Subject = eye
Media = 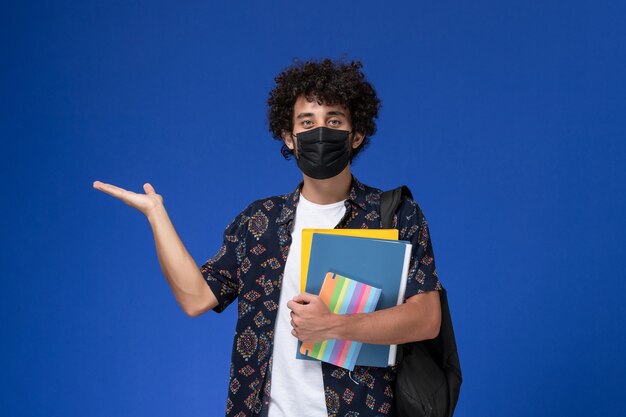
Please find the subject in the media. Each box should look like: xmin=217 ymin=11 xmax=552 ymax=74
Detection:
xmin=301 ymin=120 xmax=314 ymax=127
xmin=328 ymin=119 xmax=342 ymax=127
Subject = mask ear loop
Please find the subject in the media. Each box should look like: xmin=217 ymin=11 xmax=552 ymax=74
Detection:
xmin=290 ymin=131 xmax=299 ymax=158
xmin=347 ymin=130 xmax=357 ymax=158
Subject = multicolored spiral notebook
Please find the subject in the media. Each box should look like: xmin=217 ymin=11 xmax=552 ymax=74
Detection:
xmin=299 ymin=272 xmax=382 ymax=371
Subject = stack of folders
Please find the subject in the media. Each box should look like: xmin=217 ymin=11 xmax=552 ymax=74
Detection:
xmin=296 ymin=229 xmax=413 ymax=371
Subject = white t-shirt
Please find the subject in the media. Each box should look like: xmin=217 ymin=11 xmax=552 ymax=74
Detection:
xmin=267 ymin=193 xmax=347 ymax=417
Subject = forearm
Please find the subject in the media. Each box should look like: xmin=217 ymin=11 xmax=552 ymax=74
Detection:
xmin=147 ymin=204 xmax=217 ymax=316
xmin=328 ymin=292 xmax=441 ymax=345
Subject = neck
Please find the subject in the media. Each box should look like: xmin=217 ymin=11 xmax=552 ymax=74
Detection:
xmin=300 ymin=165 xmax=352 ymax=205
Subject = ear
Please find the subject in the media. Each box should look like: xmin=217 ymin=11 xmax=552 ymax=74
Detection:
xmin=351 ymin=132 xmax=365 ymax=149
xmin=282 ymin=130 xmax=296 ymax=151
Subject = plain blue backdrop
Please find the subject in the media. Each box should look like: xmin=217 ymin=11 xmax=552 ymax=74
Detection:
xmin=1 ymin=1 xmax=625 ymax=416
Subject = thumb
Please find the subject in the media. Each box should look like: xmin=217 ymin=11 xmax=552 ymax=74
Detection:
xmin=143 ymin=183 xmax=156 ymax=194
xmin=293 ymin=292 xmax=316 ymax=304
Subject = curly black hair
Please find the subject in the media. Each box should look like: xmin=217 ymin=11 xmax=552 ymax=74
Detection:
xmin=267 ymin=58 xmax=381 ymax=160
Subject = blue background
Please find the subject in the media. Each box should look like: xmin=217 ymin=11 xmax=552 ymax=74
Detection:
xmin=1 ymin=1 xmax=625 ymax=416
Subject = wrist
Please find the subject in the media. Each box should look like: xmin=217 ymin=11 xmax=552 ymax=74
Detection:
xmin=146 ymin=202 xmax=167 ymax=224
xmin=328 ymin=313 xmax=350 ymax=340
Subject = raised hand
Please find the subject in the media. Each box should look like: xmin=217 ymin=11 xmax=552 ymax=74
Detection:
xmin=92 ymin=180 xmax=218 ymax=315
xmin=92 ymin=180 xmax=164 ymax=218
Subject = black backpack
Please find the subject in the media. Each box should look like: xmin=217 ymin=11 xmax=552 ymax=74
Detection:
xmin=380 ymin=186 xmax=462 ymax=417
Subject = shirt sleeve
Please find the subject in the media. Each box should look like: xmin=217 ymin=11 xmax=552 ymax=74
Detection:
xmin=395 ymin=197 xmax=442 ymax=300
xmin=199 ymin=207 xmax=250 ymax=313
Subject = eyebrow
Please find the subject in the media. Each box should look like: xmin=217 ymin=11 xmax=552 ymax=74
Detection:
xmin=296 ymin=111 xmax=347 ymax=119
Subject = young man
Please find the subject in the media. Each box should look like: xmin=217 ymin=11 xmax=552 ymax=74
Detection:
xmin=93 ymin=58 xmax=442 ymax=417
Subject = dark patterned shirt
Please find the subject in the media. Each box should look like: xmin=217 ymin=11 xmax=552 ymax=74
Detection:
xmin=200 ymin=176 xmax=442 ymax=417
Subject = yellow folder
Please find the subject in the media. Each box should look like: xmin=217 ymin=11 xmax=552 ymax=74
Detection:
xmin=300 ymin=228 xmax=399 ymax=292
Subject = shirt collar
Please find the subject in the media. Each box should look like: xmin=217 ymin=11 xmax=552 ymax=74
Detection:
xmin=277 ymin=175 xmax=371 ymax=226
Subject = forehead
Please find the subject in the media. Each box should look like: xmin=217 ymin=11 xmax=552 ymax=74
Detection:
xmin=293 ymin=95 xmax=349 ymax=117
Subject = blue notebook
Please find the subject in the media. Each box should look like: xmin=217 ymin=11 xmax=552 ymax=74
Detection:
xmin=296 ymin=233 xmax=412 ymax=367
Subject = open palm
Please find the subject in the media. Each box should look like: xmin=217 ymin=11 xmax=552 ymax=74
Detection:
xmin=93 ymin=181 xmax=163 ymax=216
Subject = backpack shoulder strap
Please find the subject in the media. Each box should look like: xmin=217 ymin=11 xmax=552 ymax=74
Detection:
xmin=380 ymin=186 xmax=413 ymax=229
xmin=381 ymin=185 xmax=463 ymax=417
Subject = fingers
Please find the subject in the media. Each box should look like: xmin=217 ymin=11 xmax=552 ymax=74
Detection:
xmin=93 ymin=180 xmax=123 ymax=191
xmin=93 ymin=181 xmax=126 ymax=193
xmin=93 ymin=180 xmax=130 ymax=199
xmin=294 ymin=292 xmax=316 ymax=304
xmin=94 ymin=181 xmax=157 ymax=197
xmin=288 ymin=293 xmax=318 ymax=313
xmin=93 ymin=180 xmax=159 ymax=199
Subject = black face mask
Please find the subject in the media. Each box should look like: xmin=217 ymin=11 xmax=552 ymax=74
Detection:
xmin=294 ymin=127 xmax=352 ymax=180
